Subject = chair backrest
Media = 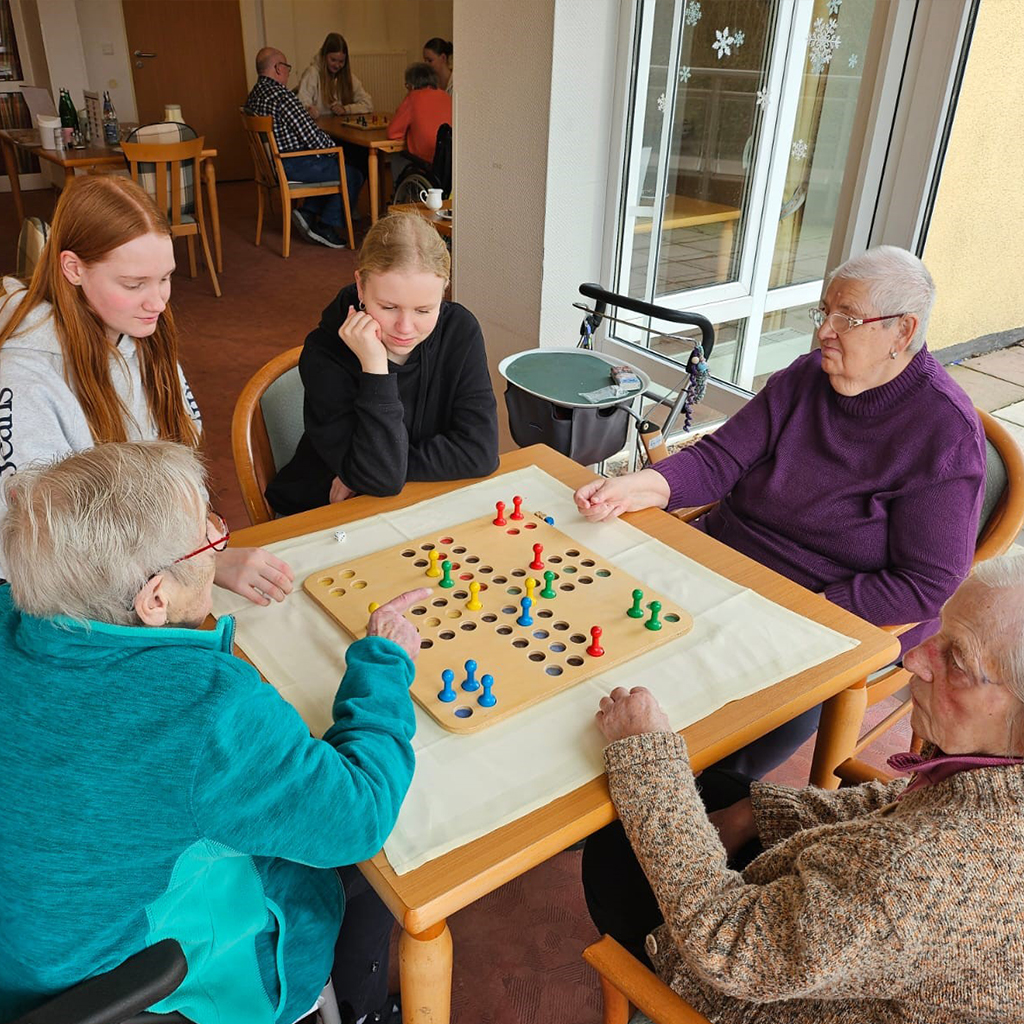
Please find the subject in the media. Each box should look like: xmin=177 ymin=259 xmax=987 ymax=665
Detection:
xmin=433 ymin=122 xmax=452 ymax=196
xmin=16 ymin=215 xmax=49 ymax=278
xmin=231 ymin=346 xmax=305 ymax=525
xmin=120 ymin=135 xmax=205 ymax=226
xmin=975 ymin=407 xmax=1024 ymax=559
xmin=124 ymin=122 xmax=199 ymax=216
xmin=239 ymin=109 xmax=279 ymax=190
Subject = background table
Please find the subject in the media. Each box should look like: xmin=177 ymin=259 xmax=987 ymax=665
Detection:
xmin=317 ymin=114 xmax=403 ymax=223
xmin=223 ymin=445 xmax=898 ymax=1024
xmin=0 ymin=128 xmax=222 ymax=273
xmin=388 ymin=198 xmax=452 ymax=238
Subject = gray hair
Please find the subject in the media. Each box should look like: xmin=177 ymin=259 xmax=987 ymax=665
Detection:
xmin=967 ymin=555 xmax=1024 ymax=705
xmin=827 ymin=245 xmax=936 ymax=353
xmin=405 ymin=62 xmax=439 ymax=91
xmin=2 ymin=441 xmax=208 ymax=625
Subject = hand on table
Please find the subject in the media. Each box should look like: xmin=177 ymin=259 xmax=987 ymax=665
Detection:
xmin=707 ymin=798 xmax=758 ymax=860
xmin=330 ymin=476 xmax=356 ymax=504
xmin=329 ymin=101 xmax=347 ymax=116
xmin=306 ymin=104 xmax=320 ymax=119
xmin=595 ymin=686 xmax=671 ymax=742
xmin=214 ymin=546 xmax=295 ymax=606
xmin=339 ymin=305 xmax=389 ymax=374
xmin=574 ymin=469 xmax=672 ymax=523
xmin=366 ymin=587 xmax=432 ymax=661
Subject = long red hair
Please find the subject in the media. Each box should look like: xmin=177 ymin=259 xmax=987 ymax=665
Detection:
xmin=0 ymin=175 xmax=199 ymax=446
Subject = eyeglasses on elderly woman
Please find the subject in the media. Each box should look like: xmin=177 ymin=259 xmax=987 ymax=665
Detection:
xmin=809 ymin=308 xmax=908 ymax=334
xmin=175 ymin=511 xmax=230 ymax=564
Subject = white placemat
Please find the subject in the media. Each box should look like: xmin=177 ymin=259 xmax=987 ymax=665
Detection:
xmin=211 ymin=467 xmax=858 ymax=873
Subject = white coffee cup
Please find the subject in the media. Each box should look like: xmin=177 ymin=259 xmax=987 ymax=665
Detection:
xmin=420 ymin=188 xmax=443 ymax=211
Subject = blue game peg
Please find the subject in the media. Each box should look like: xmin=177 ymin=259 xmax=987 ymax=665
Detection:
xmin=478 ymin=674 xmax=496 ymax=708
xmin=516 ymin=595 xmax=534 ymax=627
xmin=461 ymin=658 xmax=480 ymax=691
xmin=438 ymin=668 xmax=456 ymax=703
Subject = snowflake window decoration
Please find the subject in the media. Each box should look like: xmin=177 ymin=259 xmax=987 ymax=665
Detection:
xmin=848 ymin=52 xmax=859 ymax=69
xmin=808 ymin=17 xmax=841 ymax=74
xmin=713 ymin=27 xmax=736 ymax=60
xmin=679 ymin=66 xmax=692 ymax=84
xmin=827 ymin=0 xmax=843 ymax=14
xmin=755 ymin=87 xmax=769 ymax=110
xmin=685 ymin=1 xmax=702 ymax=27
xmin=657 ymin=93 xmax=667 ymax=113
xmin=791 ymin=138 xmax=809 ymax=161
xmin=734 ymin=30 xmax=746 ymax=47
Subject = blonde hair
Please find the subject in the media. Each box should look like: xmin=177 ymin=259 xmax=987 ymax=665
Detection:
xmin=2 ymin=441 xmax=208 ymax=625
xmin=0 ymin=175 xmax=199 ymax=448
xmin=357 ymin=212 xmax=450 ymax=284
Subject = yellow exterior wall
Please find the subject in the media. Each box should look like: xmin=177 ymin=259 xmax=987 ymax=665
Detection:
xmin=924 ymin=0 xmax=1024 ymax=349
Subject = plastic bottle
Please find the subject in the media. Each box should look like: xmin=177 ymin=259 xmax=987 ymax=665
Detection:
xmin=102 ymin=91 xmax=119 ymax=146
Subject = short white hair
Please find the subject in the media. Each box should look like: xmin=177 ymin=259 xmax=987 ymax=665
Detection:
xmin=827 ymin=245 xmax=936 ymax=353
xmin=2 ymin=441 xmax=208 ymax=625
xmin=967 ymin=555 xmax=1024 ymax=705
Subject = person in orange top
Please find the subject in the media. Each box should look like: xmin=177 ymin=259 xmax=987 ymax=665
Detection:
xmin=387 ymin=63 xmax=452 ymax=186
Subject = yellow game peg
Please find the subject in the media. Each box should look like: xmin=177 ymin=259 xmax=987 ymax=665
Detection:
xmin=525 ymin=577 xmax=537 ymax=601
xmin=466 ymin=581 xmax=483 ymax=611
xmin=425 ymin=549 xmax=442 ymax=578
xmin=368 ymin=601 xmax=380 ymax=613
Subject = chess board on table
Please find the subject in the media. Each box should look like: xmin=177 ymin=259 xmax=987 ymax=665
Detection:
xmin=339 ymin=114 xmax=391 ymax=130
xmin=303 ymin=502 xmax=693 ymax=734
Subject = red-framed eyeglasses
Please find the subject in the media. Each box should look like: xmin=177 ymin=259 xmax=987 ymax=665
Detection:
xmin=175 ymin=511 xmax=230 ymax=563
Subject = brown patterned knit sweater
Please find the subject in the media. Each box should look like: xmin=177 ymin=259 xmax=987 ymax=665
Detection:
xmin=604 ymin=731 xmax=1024 ymax=1023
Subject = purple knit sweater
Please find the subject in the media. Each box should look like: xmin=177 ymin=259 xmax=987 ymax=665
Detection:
xmin=653 ymin=347 xmax=985 ymax=650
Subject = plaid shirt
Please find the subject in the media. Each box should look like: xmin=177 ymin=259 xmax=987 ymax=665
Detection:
xmin=245 ymin=75 xmax=335 ymax=154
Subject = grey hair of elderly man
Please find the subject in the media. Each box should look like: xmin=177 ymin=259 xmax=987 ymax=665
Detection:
xmin=827 ymin=245 xmax=936 ymax=352
xmin=1 ymin=440 xmax=209 ymax=626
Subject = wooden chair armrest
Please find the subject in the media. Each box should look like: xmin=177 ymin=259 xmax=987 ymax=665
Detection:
xmin=281 ymin=146 xmax=344 ymax=159
xmin=583 ymin=936 xmax=712 ymax=1024
xmin=670 ymin=502 xmax=717 ymax=523
xmin=835 ymin=758 xmax=896 ymax=787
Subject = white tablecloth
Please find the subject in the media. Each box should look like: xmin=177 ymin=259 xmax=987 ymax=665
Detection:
xmin=211 ymin=466 xmax=858 ymax=874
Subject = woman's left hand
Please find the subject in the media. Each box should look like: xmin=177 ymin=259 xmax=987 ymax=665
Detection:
xmin=596 ymin=686 xmax=671 ymax=741
xmin=214 ymin=546 xmax=295 ymax=606
xmin=330 ymin=101 xmax=346 ymax=116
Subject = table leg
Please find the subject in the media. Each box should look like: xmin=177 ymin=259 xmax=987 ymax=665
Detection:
xmin=2 ymin=137 xmax=25 ymax=228
xmin=809 ymin=677 xmax=868 ymax=789
xmin=203 ymin=160 xmax=223 ymax=273
xmin=717 ymin=220 xmax=736 ymax=280
xmin=369 ymin=148 xmax=380 ymax=223
xmin=399 ymin=920 xmax=452 ymax=1024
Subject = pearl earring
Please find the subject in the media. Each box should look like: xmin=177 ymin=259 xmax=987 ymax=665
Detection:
xmin=889 ymin=349 xmax=897 ymax=360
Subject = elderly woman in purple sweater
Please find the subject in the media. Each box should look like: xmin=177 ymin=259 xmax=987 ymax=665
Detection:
xmin=574 ymin=246 xmax=986 ymax=776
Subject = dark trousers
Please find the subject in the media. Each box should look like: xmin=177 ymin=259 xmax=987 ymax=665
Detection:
xmin=713 ymin=703 xmax=823 ymax=778
xmin=283 ymin=153 xmax=365 ymax=228
xmin=581 ymin=768 xmax=761 ymax=967
xmin=332 ymin=865 xmax=393 ymax=1022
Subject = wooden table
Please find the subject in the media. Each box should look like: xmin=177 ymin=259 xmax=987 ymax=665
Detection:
xmin=388 ymin=198 xmax=452 ymax=238
xmin=634 ymin=194 xmax=741 ymax=278
xmin=0 ymin=128 xmax=223 ymax=273
xmin=227 ymin=444 xmax=898 ymax=1024
xmin=318 ymin=114 xmax=404 ymax=223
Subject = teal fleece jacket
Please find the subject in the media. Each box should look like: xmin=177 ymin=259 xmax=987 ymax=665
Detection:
xmin=0 ymin=585 xmax=416 ymax=1024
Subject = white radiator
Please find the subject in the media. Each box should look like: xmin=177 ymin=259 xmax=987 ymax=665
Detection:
xmin=353 ymin=52 xmax=408 ymax=114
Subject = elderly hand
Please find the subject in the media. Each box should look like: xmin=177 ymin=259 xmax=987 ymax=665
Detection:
xmin=330 ymin=476 xmax=356 ymax=504
xmin=574 ymin=469 xmax=672 ymax=523
xmin=366 ymin=588 xmax=431 ymax=661
xmin=707 ymin=797 xmax=758 ymax=860
xmin=214 ymin=546 xmax=295 ymax=606
xmin=306 ymin=104 xmax=321 ymax=119
xmin=339 ymin=305 xmax=389 ymax=374
xmin=596 ymin=686 xmax=672 ymax=742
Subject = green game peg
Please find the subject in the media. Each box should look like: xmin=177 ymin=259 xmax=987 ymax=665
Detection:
xmin=540 ymin=570 xmax=557 ymax=599
xmin=645 ymin=600 xmax=663 ymax=631
xmin=627 ymin=589 xmax=644 ymax=618
xmin=439 ymin=559 xmax=455 ymax=589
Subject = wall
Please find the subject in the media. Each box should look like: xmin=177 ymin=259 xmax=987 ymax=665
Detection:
xmin=923 ymin=0 xmax=1024 ymax=349
xmin=74 ymin=0 xmax=136 ymax=121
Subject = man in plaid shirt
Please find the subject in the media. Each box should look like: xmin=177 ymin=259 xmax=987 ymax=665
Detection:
xmin=246 ymin=47 xmax=364 ymax=249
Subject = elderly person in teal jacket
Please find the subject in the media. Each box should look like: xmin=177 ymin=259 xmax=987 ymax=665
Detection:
xmin=0 ymin=441 xmax=425 ymax=1024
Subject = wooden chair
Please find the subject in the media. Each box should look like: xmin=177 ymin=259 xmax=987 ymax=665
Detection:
xmin=120 ymin=136 xmax=221 ymax=298
xmin=231 ymin=346 xmax=304 ymax=526
xmin=239 ymin=110 xmax=355 ymax=257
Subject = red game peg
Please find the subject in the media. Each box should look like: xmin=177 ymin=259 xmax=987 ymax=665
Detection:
xmin=510 ymin=495 xmax=524 ymax=520
xmin=530 ymin=543 xmax=544 ymax=571
xmin=587 ymin=625 xmax=604 ymax=657
xmin=493 ymin=500 xmax=507 ymax=526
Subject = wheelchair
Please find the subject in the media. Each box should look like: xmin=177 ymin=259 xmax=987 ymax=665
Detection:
xmin=391 ymin=123 xmax=452 ymax=204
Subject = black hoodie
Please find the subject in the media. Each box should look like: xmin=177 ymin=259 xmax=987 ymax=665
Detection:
xmin=266 ymin=283 xmax=499 ymax=515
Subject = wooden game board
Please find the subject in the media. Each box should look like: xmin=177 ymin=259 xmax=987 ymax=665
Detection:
xmin=303 ymin=506 xmax=693 ymax=734
xmin=339 ymin=114 xmax=391 ymax=129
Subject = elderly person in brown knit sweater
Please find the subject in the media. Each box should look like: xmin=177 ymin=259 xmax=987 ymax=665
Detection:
xmin=582 ymin=555 xmax=1024 ymax=1023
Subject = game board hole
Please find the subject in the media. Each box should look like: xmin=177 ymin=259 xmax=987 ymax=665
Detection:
xmin=664 ymin=613 xmax=680 ymax=623
xmin=329 ymin=588 xmax=345 ymax=597
xmin=450 ymin=562 xmax=460 ymax=570
xmin=411 ymin=605 xmax=427 ymax=615
xmin=420 ymin=639 xmax=433 ymax=649
xmin=425 ymin=617 xmax=441 ymax=627
xmin=460 ymin=622 xmax=477 ymax=631
xmin=538 ymin=609 xmax=553 ymax=619
xmin=452 ymin=546 xmax=467 ymax=554
xmin=502 ymin=605 xmax=517 ymax=614
xmin=581 ymin=559 xmax=595 ymax=567
xmin=525 ymin=522 xmax=537 ymax=529
xmin=439 ymin=536 xmax=454 ymax=545
xmin=570 ymin=633 xmax=587 ymax=644
xmin=507 ymin=587 xmax=522 ymax=596
xmin=566 ymin=549 xmax=580 ymax=557
xmin=579 ymin=576 xmax=593 ymax=585
xmin=454 ymin=707 xmax=473 ymax=718
xmin=453 ymin=590 xmax=468 ymax=599
xmin=596 ymin=569 xmax=611 ymax=577
xmin=341 ymin=569 xmax=355 ymax=579
xmin=512 ymin=639 xmax=529 ymax=649
xmin=493 ymin=575 xmax=508 ymax=584
xmin=318 ymin=576 xmax=334 ymax=586
xmin=352 ymin=580 xmax=367 ymax=589
xmin=432 ymin=599 xmax=448 ymax=607
xmin=480 ymin=565 xmax=493 ymax=574
xmin=482 ymin=613 xmax=497 ymax=622
xmin=465 ymin=555 xmax=480 ymax=564
xmin=439 ymin=630 xmax=456 ymax=640
xmin=496 ymin=625 xmax=513 ymax=635
xmin=549 ymin=642 xmax=566 ymax=653
xmin=560 ymin=583 xmax=575 ymax=592
xmin=532 ymin=630 xmax=549 ymax=639
xmin=512 ymin=569 xmax=526 ymax=578
xmin=506 ymin=528 xmax=520 ymax=535
xmin=446 ymin=609 xmax=462 ymax=619
xmin=545 ymin=665 xmax=563 ymax=676
xmin=567 ymin=656 xmax=584 ymax=667
xmin=529 ymin=652 xmax=546 ymax=662
xmin=459 ymin=573 xmax=474 ymax=581
xmin=414 ymin=559 xmax=428 ymax=568
xmin=401 ymin=549 xmax=416 ymax=558
xmin=421 ymin=543 xmax=435 ymax=551
xmin=563 ymin=566 xmax=577 ymax=574
xmin=553 ymin=621 xmax=570 ymax=631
